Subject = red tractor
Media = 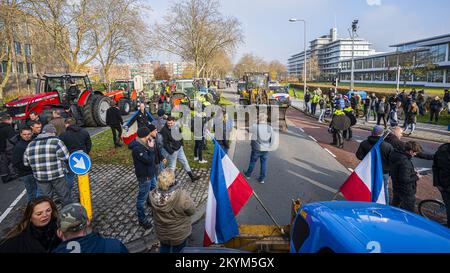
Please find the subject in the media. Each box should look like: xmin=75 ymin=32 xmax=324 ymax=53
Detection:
xmin=5 ymin=73 xmax=112 ymax=127
xmin=104 ymin=79 xmax=139 ymax=115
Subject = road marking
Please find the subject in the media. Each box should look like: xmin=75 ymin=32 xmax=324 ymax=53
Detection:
xmin=299 ymin=128 xmax=305 ymax=133
xmin=324 ymin=148 xmax=337 ymax=158
xmin=0 ymin=190 xmax=26 ymax=225
xmin=287 ymin=170 xmax=340 ymax=195
xmin=348 ymin=168 xmax=354 ymax=172
xmin=309 ymin=136 xmax=318 ymax=142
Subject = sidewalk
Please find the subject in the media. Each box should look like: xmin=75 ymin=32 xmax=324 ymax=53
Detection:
xmin=291 ymin=99 xmax=450 ymax=143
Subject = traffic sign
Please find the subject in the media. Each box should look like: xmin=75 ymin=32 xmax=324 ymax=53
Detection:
xmin=69 ymin=151 xmax=92 ymax=175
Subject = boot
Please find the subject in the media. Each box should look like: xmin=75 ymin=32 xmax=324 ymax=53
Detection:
xmin=188 ymin=171 xmax=200 ymax=182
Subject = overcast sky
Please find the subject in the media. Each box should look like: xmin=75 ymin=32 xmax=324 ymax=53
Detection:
xmin=145 ymin=0 xmax=450 ymax=64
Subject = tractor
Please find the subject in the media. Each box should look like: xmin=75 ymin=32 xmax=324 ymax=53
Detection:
xmin=5 ymin=73 xmax=112 ymax=127
xmin=104 ymin=76 xmax=142 ymax=115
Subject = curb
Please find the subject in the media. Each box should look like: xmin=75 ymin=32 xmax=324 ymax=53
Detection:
xmin=290 ymin=104 xmax=449 ymax=143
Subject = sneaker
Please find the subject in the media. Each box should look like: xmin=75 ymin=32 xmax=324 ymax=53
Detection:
xmin=243 ymin=171 xmax=250 ymax=180
xmin=258 ymin=180 xmax=265 ymax=184
xmin=198 ymin=160 xmax=208 ymax=164
xmin=194 ymin=157 xmax=199 ymax=161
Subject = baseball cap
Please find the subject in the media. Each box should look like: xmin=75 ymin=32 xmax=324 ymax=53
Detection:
xmin=372 ymin=125 xmax=385 ymax=137
xmin=42 ymin=124 xmax=57 ymax=134
xmin=58 ymin=203 xmax=89 ymax=233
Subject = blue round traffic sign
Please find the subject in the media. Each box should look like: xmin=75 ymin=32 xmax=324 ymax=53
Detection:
xmin=69 ymin=151 xmax=92 ymax=175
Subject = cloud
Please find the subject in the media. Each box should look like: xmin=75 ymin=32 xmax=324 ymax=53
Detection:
xmin=367 ymin=0 xmax=382 ymax=6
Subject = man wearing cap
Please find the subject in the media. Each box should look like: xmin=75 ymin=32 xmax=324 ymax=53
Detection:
xmin=54 ymin=203 xmax=128 ymax=253
xmin=106 ymin=101 xmax=124 ymax=148
xmin=24 ymin=124 xmax=72 ymax=206
xmin=128 ymin=126 xmax=158 ymax=229
xmin=356 ymin=126 xmax=394 ymax=204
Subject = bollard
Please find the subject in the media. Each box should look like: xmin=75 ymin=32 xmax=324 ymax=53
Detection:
xmin=69 ymin=151 xmax=93 ymax=220
xmin=77 ymin=174 xmax=93 ymax=220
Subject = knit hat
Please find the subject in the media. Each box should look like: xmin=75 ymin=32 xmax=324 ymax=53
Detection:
xmin=42 ymin=124 xmax=57 ymax=134
xmin=372 ymin=125 xmax=384 ymax=137
xmin=137 ymin=127 xmax=151 ymax=138
xmin=157 ymin=109 xmax=165 ymax=117
xmin=58 ymin=203 xmax=89 ymax=233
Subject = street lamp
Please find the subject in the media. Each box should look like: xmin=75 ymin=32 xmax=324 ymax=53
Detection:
xmin=289 ymin=18 xmax=307 ymax=97
xmin=348 ymin=19 xmax=359 ymax=91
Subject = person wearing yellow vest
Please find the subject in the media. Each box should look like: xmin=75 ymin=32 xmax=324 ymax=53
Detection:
xmin=329 ymin=106 xmax=346 ymax=149
xmin=311 ymin=91 xmax=321 ymax=116
xmin=343 ymin=103 xmax=356 ymax=140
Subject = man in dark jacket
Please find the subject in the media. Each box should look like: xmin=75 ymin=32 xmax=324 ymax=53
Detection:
xmin=385 ymin=127 xmax=434 ymax=160
xmin=444 ymin=89 xmax=450 ymax=114
xmin=105 ymin=101 xmax=124 ymax=148
xmin=60 ymin=117 xmax=92 ymax=198
xmin=375 ymin=97 xmax=390 ymax=128
xmin=12 ymin=127 xmax=40 ymax=203
xmin=129 ymin=126 xmax=157 ymax=229
xmin=432 ymin=143 xmax=450 ymax=227
xmin=54 ymin=203 xmax=128 ymax=253
xmin=356 ymin=126 xmax=394 ymax=204
xmin=160 ymin=117 xmax=199 ymax=182
xmin=0 ymin=113 xmax=17 ymax=183
xmin=128 ymin=103 xmax=154 ymax=130
xmin=429 ymin=96 xmax=443 ymax=123
xmin=390 ymin=141 xmax=423 ymax=212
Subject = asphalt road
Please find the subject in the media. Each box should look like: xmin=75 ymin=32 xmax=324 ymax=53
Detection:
xmin=0 ymin=113 xmax=133 ymax=233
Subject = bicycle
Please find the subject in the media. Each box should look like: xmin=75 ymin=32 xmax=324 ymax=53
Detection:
xmin=418 ymin=199 xmax=447 ymax=226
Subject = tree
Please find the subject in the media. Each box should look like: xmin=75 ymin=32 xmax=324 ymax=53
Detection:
xmin=93 ymin=0 xmax=151 ymax=83
xmin=154 ymin=67 xmax=170 ymax=81
xmin=233 ymin=53 xmax=268 ymax=79
xmin=204 ymin=50 xmax=232 ymax=79
xmin=152 ymin=0 xmax=243 ymax=77
xmin=25 ymin=0 xmax=118 ymax=72
xmin=268 ymin=60 xmax=287 ymax=81
xmin=306 ymin=55 xmax=320 ymax=81
xmin=182 ymin=64 xmax=195 ymax=78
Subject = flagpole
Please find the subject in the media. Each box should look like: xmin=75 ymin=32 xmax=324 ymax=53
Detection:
xmin=252 ymin=192 xmax=286 ymax=235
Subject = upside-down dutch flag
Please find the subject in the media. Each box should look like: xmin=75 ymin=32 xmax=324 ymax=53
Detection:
xmin=204 ymin=141 xmax=254 ymax=247
xmin=121 ymin=110 xmax=155 ymax=145
xmin=339 ymin=137 xmax=386 ymax=204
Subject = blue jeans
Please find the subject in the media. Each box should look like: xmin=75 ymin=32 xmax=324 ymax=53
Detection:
xmin=65 ymin=169 xmax=77 ymax=198
xmin=160 ymin=239 xmax=187 ymax=253
xmin=136 ymin=179 xmax=152 ymax=223
xmin=383 ymin=173 xmax=390 ymax=205
xmin=245 ymin=150 xmax=269 ymax=182
xmin=161 ymin=147 xmax=191 ymax=172
xmin=21 ymin=174 xmax=40 ymax=203
xmin=318 ymin=109 xmax=325 ymax=122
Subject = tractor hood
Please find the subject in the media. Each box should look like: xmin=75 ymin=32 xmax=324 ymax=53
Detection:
xmin=6 ymin=92 xmax=59 ymax=107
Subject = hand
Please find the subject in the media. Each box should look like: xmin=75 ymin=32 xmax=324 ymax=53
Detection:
xmin=162 ymin=159 xmax=168 ymax=166
xmin=415 ymin=171 xmax=422 ymax=179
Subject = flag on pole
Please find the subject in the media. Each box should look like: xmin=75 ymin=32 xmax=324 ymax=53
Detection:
xmin=339 ymin=138 xmax=386 ymax=204
xmin=204 ymin=141 xmax=254 ymax=247
xmin=121 ymin=110 xmax=155 ymax=145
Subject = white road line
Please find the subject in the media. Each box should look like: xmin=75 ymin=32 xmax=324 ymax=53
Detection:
xmin=0 ymin=190 xmax=26 ymax=224
xmin=348 ymin=168 xmax=354 ymax=172
xmin=309 ymin=136 xmax=318 ymax=142
xmin=287 ymin=170 xmax=340 ymax=195
xmin=324 ymin=148 xmax=337 ymax=158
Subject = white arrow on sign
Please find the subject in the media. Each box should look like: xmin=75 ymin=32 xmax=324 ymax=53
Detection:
xmin=73 ymin=157 xmax=86 ymax=170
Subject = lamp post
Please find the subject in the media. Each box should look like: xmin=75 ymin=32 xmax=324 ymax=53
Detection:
xmin=289 ymin=18 xmax=307 ymax=96
xmin=348 ymin=19 xmax=359 ymax=92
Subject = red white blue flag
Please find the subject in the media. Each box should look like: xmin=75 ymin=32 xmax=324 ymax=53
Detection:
xmin=204 ymin=141 xmax=254 ymax=246
xmin=339 ymin=138 xmax=386 ymax=204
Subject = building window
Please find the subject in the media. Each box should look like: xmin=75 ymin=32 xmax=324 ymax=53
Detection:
xmin=363 ymin=73 xmax=372 ymax=81
xmin=428 ymin=70 xmax=444 ymax=83
xmin=363 ymin=59 xmax=373 ymax=69
xmin=27 ymin=63 xmax=33 ymax=74
xmin=386 ymin=55 xmax=398 ymax=68
xmin=414 ymin=73 xmax=427 ymax=82
xmin=25 ymin=44 xmax=32 ymax=56
xmin=374 ymin=72 xmax=383 ymax=81
xmin=1 ymin=61 xmax=7 ymax=73
xmin=447 ymin=69 xmax=450 ymax=83
xmin=17 ymin=62 xmax=24 ymax=74
xmin=430 ymin=44 xmax=446 ymax=63
xmin=373 ymin=57 xmax=385 ymax=68
xmin=355 ymin=60 xmax=363 ymax=70
xmin=14 ymin=41 xmax=22 ymax=55
xmin=385 ymin=71 xmax=397 ymax=81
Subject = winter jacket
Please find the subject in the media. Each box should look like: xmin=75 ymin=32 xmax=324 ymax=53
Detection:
xmin=375 ymin=101 xmax=390 ymax=115
xmin=129 ymin=139 xmax=156 ymax=181
xmin=433 ymin=143 xmax=450 ymax=192
xmin=430 ymin=100 xmax=443 ymax=112
xmin=356 ymin=136 xmax=393 ymax=174
xmin=49 ymin=117 xmax=66 ymax=136
xmin=444 ymin=92 xmax=450 ymax=103
xmin=160 ymin=124 xmax=183 ymax=155
xmin=390 ymin=149 xmax=419 ymax=195
xmin=0 ymin=218 xmax=61 ymax=253
xmin=406 ymin=105 xmax=418 ymax=124
xmin=304 ymin=92 xmax=311 ymax=103
xmin=106 ymin=107 xmax=123 ymax=127
xmin=12 ymin=138 xmax=33 ymax=177
xmin=0 ymin=123 xmax=16 ymax=153
xmin=384 ymin=134 xmax=433 ymax=161
xmin=60 ymin=125 xmax=92 ymax=154
xmin=149 ymin=180 xmax=196 ymax=246
xmin=128 ymin=110 xmax=154 ymax=130
xmin=53 ymin=233 xmax=128 ymax=253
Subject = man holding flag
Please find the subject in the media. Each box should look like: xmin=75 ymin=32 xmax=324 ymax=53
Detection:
xmin=355 ymin=126 xmax=394 ymax=204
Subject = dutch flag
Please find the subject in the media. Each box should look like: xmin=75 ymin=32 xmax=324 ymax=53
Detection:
xmin=339 ymin=138 xmax=386 ymax=204
xmin=203 ymin=141 xmax=254 ymax=247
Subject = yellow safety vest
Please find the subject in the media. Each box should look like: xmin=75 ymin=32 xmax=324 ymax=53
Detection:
xmin=334 ymin=110 xmax=345 ymax=116
xmin=344 ymin=107 xmax=353 ymax=113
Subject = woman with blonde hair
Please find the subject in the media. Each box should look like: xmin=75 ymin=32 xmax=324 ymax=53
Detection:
xmin=0 ymin=196 xmax=61 ymax=253
xmin=149 ymin=170 xmax=196 ymax=253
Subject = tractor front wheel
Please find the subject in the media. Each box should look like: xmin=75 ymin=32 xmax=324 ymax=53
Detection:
xmin=118 ymin=99 xmax=131 ymax=115
xmin=92 ymin=95 xmax=112 ymax=127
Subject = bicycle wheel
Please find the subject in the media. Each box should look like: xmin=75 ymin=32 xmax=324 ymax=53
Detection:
xmin=418 ymin=199 xmax=447 ymax=226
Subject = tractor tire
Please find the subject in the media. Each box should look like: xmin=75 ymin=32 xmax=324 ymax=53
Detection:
xmin=118 ymin=99 xmax=131 ymax=115
xmin=82 ymin=95 xmax=98 ymax=127
xmin=92 ymin=95 xmax=112 ymax=127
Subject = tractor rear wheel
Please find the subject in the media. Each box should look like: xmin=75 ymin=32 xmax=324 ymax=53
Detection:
xmin=92 ymin=95 xmax=112 ymax=127
xmin=118 ymin=99 xmax=131 ymax=115
xmin=82 ymin=95 xmax=98 ymax=127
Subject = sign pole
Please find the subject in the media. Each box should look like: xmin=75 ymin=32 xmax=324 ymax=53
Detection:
xmin=77 ymin=174 xmax=93 ymax=220
xmin=69 ymin=151 xmax=93 ymax=220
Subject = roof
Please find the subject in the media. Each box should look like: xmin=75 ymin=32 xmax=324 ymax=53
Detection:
xmin=303 ymin=202 xmax=450 ymax=253
xmin=390 ymin=33 xmax=450 ymax=47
